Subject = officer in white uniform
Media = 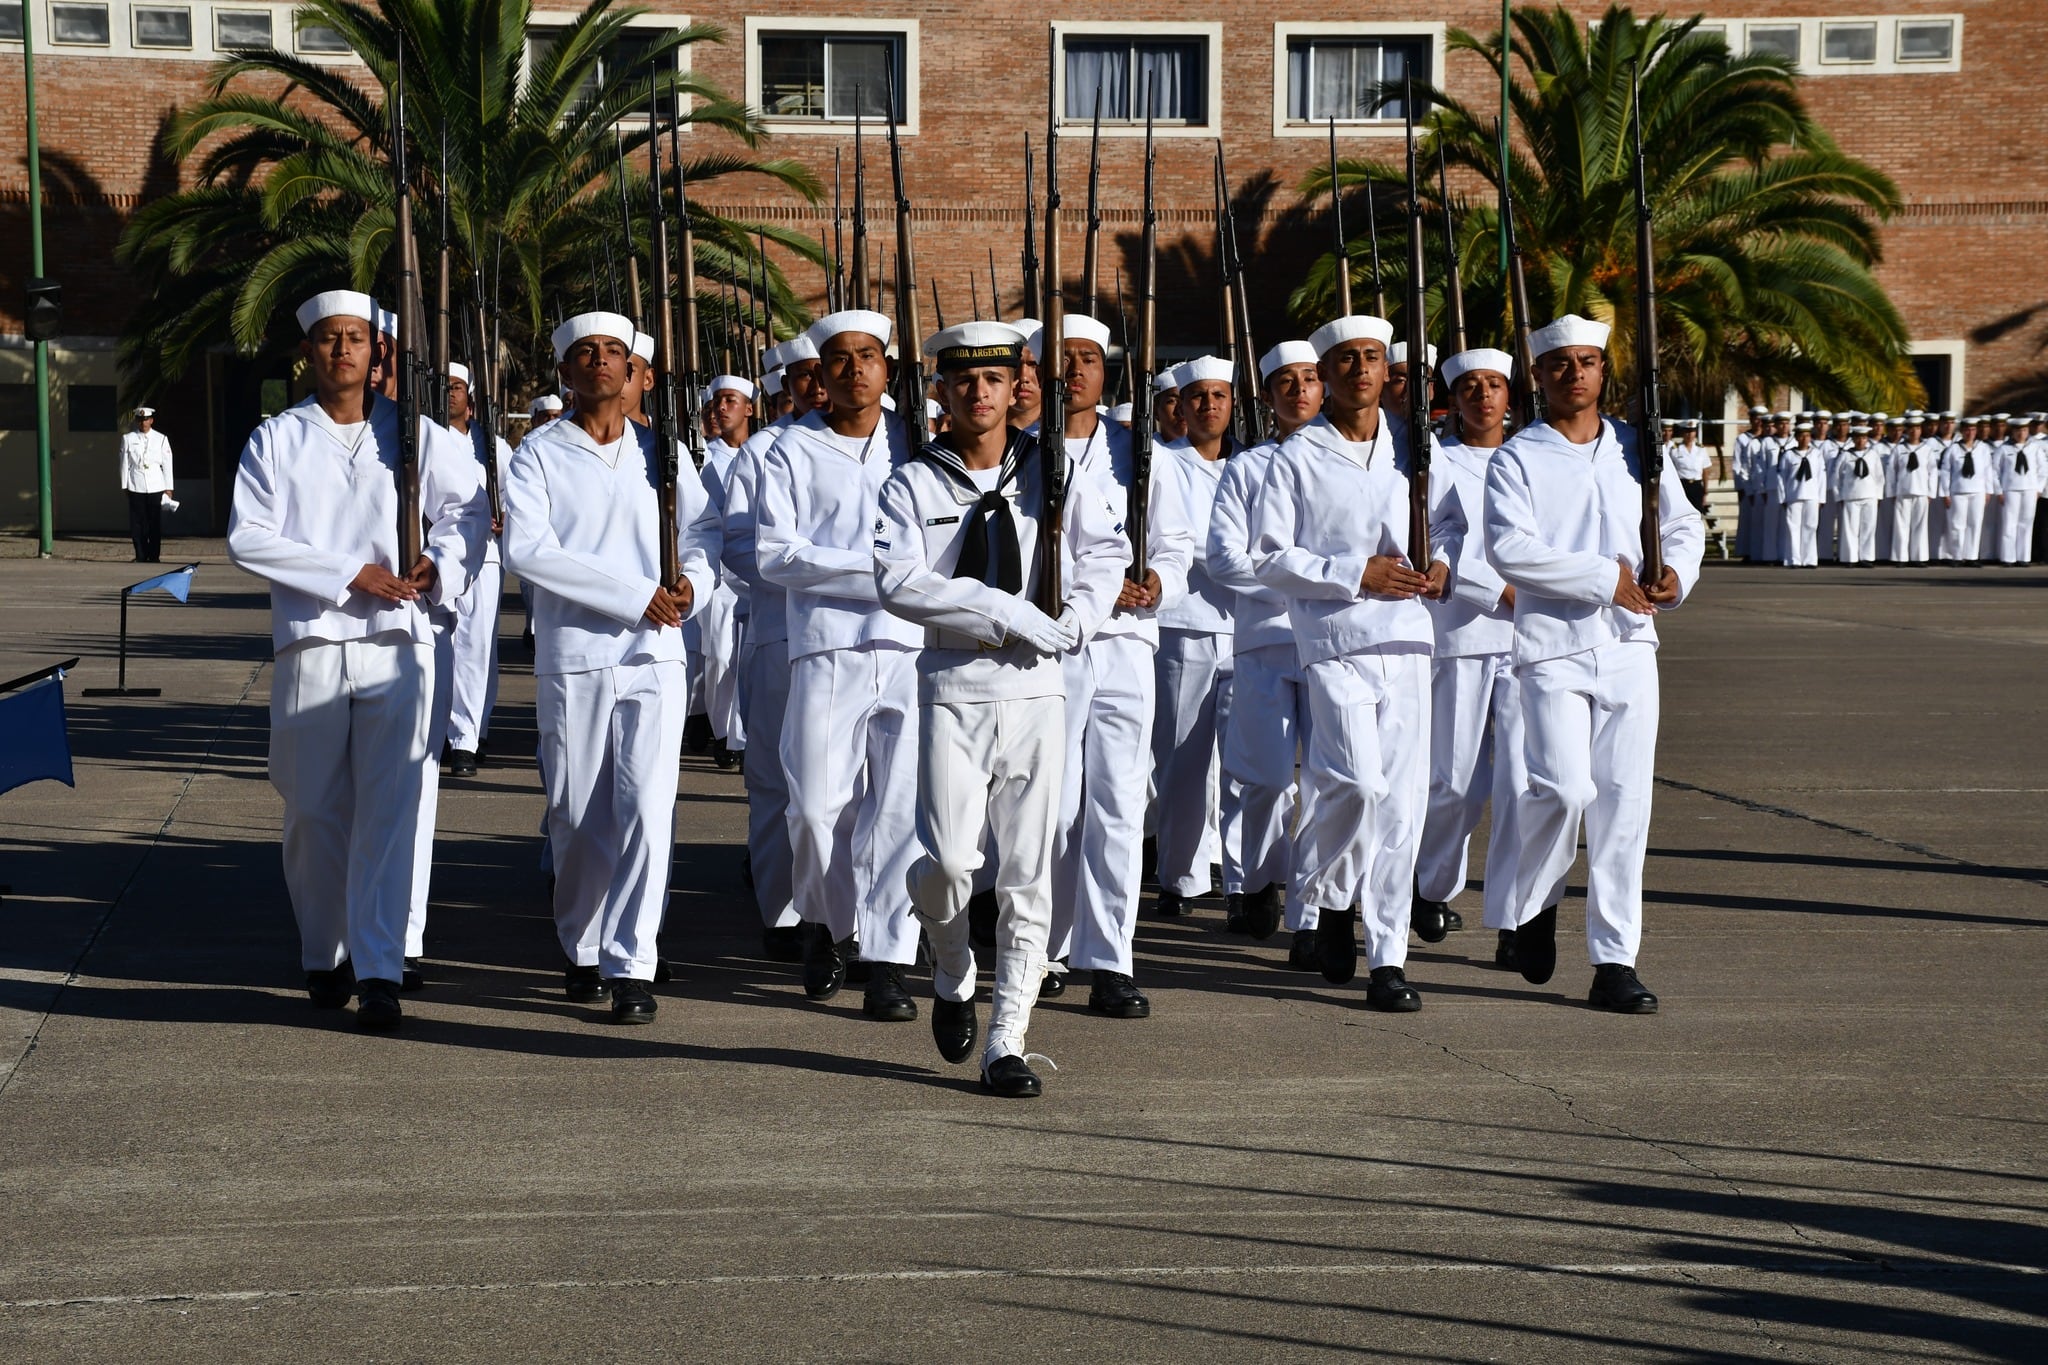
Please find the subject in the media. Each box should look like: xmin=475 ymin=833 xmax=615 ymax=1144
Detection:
xmin=1413 ymin=347 xmax=1524 ymax=964
xmin=1779 ymin=420 xmax=1823 ymax=568
xmin=1249 ymin=314 xmax=1454 ymax=1013
xmin=1940 ymin=417 xmax=1991 ymax=565
xmin=1667 ymin=419 xmax=1710 ymax=513
xmin=1483 ymin=315 xmax=1704 ymax=1013
xmin=1151 ymin=354 xmax=1244 ymax=922
xmin=1994 ymin=415 xmax=2042 ymax=564
xmin=1208 ymin=340 xmax=1323 ymax=959
xmin=227 ymin=289 xmax=486 ymax=1029
xmin=119 ymin=408 xmax=175 ymax=562
xmin=1732 ymin=407 xmax=1766 ymax=560
xmin=1889 ymin=414 xmax=1939 ymax=563
xmin=442 ymin=362 xmax=509 ymax=777
xmin=696 ymin=373 xmax=756 ymax=762
xmin=873 ymin=321 xmax=1129 ymax=1097
xmin=757 ymin=311 xmax=925 ymax=1019
xmin=1834 ymin=424 xmax=1884 ymax=563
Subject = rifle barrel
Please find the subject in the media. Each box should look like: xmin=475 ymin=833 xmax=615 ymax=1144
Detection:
xmin=1329 ymin=116 xmax=1351 ymax=317
xmin=1631 ymin=61 xmax=1664 ymax=587
xmin=390 ymin=44 xmax=423 ymax=567
xmin=1436 ymin=143 xmax=1467 ymax=354
xmin=645 ymin=69 xmax=681 ymax=588
xmin=885 ymin=63 xmax=927 ymax=449
xmin=1402 ymin=80 xmax=1432 ymax=567
xmin=1037 ymin=36 xmax=1067 ymax=612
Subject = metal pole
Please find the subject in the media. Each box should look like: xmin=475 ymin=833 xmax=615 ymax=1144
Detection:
xmin=116 ymin=590 xmax=129 ymax=691
xmin=22 ymin=3 xmax=53 ymax=556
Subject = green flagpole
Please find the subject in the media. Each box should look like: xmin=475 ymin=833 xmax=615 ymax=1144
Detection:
xmin=21 ymin=1 xmax=54 ymax=556
xmin=1498 ymin=0 xmax=1512 ymax=279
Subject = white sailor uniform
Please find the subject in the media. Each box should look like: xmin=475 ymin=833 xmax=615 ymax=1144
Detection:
xmin=1994 ymin=435 xmax=2043 ymax=564
xmin=1940 ymin=437 xmax=1992 ymax=562
xmin=696 ymin=436 xmax=747 ymax=748
xmin=1779 ymin=441 xmax=1823 ymax=567
xmin=1835 ymin=442 xmax=1885 ymax=564
xmin=444 ymin=429 xmax=512 ymax=757
xmin=1889 ymin=436 xmax=1939 ymax=563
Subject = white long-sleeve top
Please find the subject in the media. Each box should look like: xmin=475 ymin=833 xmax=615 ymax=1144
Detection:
xmin=718 ymin=416 xmax=795 ymax=635
xmin=1154 ymin=438 xmax=1237 ymax=635
xmin=1941 ymin=440 xmax=1994 ymax=496
xmin=875 ymin=433 xmax=1131 ymax=704
xmin=1429 ymin=434 xmax=1515 ymax=659
xmin=1889 ymin=437 xmax=1942 ymax=498
xmin=1059 ymin=416 xmax=1193 ymax=648
xmin=1484 ymin=416 xmax=1704 ymax=667
xmin=120 ymin=429 xmax=174 ymax=494
xmin=1993 ymin=439 xmax=2045 ymax=495
xmin=1835 ymin=442 xmax=1886 ymax=501
xmin=499 ymin=414 xmax=712 ymax=676
xmin=1778 ymin=442 xmax=1825 ymax=504
xmin=447 ymin=423 xmax=511 ymax=567
xmin=1249 ymin=414 xmax=1443 ymax=666
xmin=1205 ymin=438 xmax=1294 ymax=654
xmin=756 ymin=409 xmax=921 ymax=660
xmin=229 ymin=394 xmax=485 ymax=654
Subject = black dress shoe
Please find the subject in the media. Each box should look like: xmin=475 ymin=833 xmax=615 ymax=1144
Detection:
xmin=761 ymin=924 xmax=805 ymax=963
xmin=802 ymin=925 xmax=852 ymax=999
xmin=448 ymin=749 xmax=479 ymax=777
xmin=1038 ymin=962 xmax=1067 ymax=1000
xmin=1412 ymin=894 xmax=1450 ymax=944
xmin=1365 ymin=965 xmax=1422 ymax=1013
xmin=1088 ymin=970 xmax=1151 ymax=1018
xmin=1494 ymin=929 xmax=1518 ymax=970
xmin=712 ymin=739 xmax=738 ymax=770
xmin=981 ymin=1053 xmax=1043 ymax=1098
xmin=1288 ymin=929 xmax=1319 ymax=971
xmin=1244 ymin=884 xmax=1284 ymax=940
xmin=1589 ymin=964 xmax=1659 ymax=1014
xmin=400 ymin=957 xmax=425 ymax=992
xmin=1156 ymin=889 xmax=1189 ymax=918
xmin=306 ymin=960 xmax=356 ymax=1009
xmin=682 ymin=712 xmax=713 ymax=755
xmin=967 ymin=887 xmax=999 ymax=949
xmin=1515 ymin=903 xmax=1558 ymax=985
xmin=1442 ymin=907 xmax=1464 ymax=932
xmin=610 ymin=979 xmax=658 ymax=1024
xmin=1223 ymin=893 xmax=1249 ymax=933
xmin=565 ymin=963 xmax=608 ymax=1003
xmin=356 ymin=978 xmax=403 ymax=1030
xmin=862 ymin=964 xmax=918 ymax=1022
xmin=932 ymin=996 xmax=977 ymax=1063
xmin=1316 ymin=907 xmax=1358 ymax=985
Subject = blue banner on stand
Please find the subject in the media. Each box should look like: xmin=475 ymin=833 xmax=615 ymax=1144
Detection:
xmin=130 ymin=565 xmax=196 ymax=602
xmin=0 ymin=675 xmax=76 ymax=796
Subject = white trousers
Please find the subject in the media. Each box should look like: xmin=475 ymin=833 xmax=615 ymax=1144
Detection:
xmin=1150 ymin=628 xmax=1242 ymax=898
xmin=1838 ymin=499 xmax=1878 ymax=565
xmin=700 ymin=589 xmax=745 ymax=746
xmin=1998 ymin=492 xmax=2038 ymax=564
xmin=445 ymin=559 xmax=501 ymax=753
xmin=1415 ymin=653 xmax=1524 ymax=930
xmin=1050 ymin=634 xmax=1156 ymax=975
xmin=1299 ymin=648 xmax=1430 ymax=970
xmin=1511 ymin=640 xmax=1659 ymax=967
xmin=1223 ymin=643 xmax=1317 ymax=929
xmin=270 ymin=636 xmax=431 ymax=984
xmin=912 ymin=695 xmax=1064 ymax=1066
xmin=1890 ymin=496 xmax=1930 ymax=563
xmin=780 ymin=644 xmax=922 ymax=965
xmin=1782 ymin=501 xmax=1819 ymax=567
xmin=739 ymin=636 xmax=798 ymax=929
xmin=1943 ymin=495 xmax=1986 ymax=562
xmin=405 ymin=616 xmax=456 ymax=958
xmin=537 ymin=660 xmax=684 ymax=980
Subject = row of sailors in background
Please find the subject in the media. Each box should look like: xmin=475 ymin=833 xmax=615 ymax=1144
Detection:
xmin=1724 ymin=408 xmax=2048 ymax=567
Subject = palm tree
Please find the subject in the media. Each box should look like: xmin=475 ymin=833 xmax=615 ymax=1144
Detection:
xmin=1293 ymin=4 xmax=1918 ymax=412
xmin=117 ymin=0 xmax=822 ymax=404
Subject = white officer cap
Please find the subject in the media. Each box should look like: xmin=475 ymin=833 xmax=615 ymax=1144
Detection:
xmin=530 ymin=394 xmax=563 ymax=417
xmin=295 ymin=289 xmax=377 ymax=333
xmin=1681 ymin=418 xmax=1700 ymax=429
xmin=1258 ymin=340 xmax=1317 ymax=382
xmin=762 ymin=368 xmax=785 ymax=397
xmin=924 ymin=320 xmax=1027 ymax=367
xmin=1177 ymin=355 xmax=1236 ymax=389
xmin=135 ymin=406 xmax=156 ymax=417
xmin=550 ymin=310 xmax=637 ymax=362
xmin=1870 ymin=410 xmax=1890 ymax=421
xmin=1440 ymin=347 xmax=1514 ymax=388
xmin=704 ymin=374 xmax=756 ymax=401
xmin=630 ymin=331 xmax=654 ymax=364
xmin=1773 ymin=410 xmax=1792 ymax=420
xmin=1388 ymin=341 xmax=1439 ymax=369
xmin=1308 ymin=315 xmax=1395 ymax=359
xmin=1527 ymin=314 xmax=1610 ymax=357
xmin=808 ymin=309 xmax=892 ymax=349
xmin=447 ymin=362 xmax=471 ymax=387
xmin=1749 ymin=404 xmax=1769 ymax=415
xmin=1109 ymin=402 xmax=1134 ymax=421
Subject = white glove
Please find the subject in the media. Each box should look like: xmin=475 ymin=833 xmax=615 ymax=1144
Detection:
xmin=1009 ymin=603 xmax=1079 ymax=654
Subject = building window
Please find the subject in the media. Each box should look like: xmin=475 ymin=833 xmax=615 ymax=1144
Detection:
xmin=759 ymin=32 xmax=902 ymax=120
xmin=1821 ymin=22 xmax=1877 ymax=63
xmin=0 ymin=3 xmax=25 ymax=40
xmin=1063 ymin=37 xmax=1207 ymax=123
xmin=295 ymin=15 xmax=350 ymax=54
xmin=1746 ymin=24 xmax=1801 ymax=62
xmin=50 ymin=1 xmax=111 ymax=45
xmin=215 ymin=9 xmax=273 ymax=50
xmin=0 ymin=384 xmax=36 ymax=431
xmin=69 ymin=385 xmax=119 ymax=433
xmin=1897 ymin=19 xmax=1954 ymax=62
xmin=133 ymin=4 xmax=191 ymax=48
xmin=1284 ymin=37 xmax=1427 ymax=122
xmin=526 ymin=26 xmax=678 ymax=118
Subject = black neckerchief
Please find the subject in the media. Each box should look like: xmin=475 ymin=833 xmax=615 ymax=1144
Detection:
xmin=918 ymin=427 xmax=1032 ymax=594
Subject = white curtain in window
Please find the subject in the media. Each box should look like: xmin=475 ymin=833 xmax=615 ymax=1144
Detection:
xmin=1136 ymin=43 xmax=1190 ymax=118
xmin=1065 ymin=45 xmax=1126 ymax=119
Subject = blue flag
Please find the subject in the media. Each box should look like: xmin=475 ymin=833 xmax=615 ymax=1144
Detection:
xmin=130 ymin=565 xmax=196 ymax=602
xmin=0 ymin=676 xmax=75 ymax=797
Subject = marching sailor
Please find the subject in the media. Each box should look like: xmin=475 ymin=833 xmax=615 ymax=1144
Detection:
xmin=873 ymin=320 xmax=1129 ymax=1096
xmin=697 ymin=372 xmax=757 ymax=763
xmin=1482 ymin=314 xmax=1704 ymax=1012
xmin=442 ymin=362 xmax=509 ymax=778
xmin=227 ymin=289 xmax=486 ymax=1028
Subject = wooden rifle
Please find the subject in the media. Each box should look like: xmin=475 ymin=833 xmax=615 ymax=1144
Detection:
xmin=831 ymin=148 xmax=846 ymax=312
xmin=1630 ymin=61 xmax=1664 ymax=587
xmin=1436 ymin=143 xmax=1467 ymax=354
xmin=1036 ymin=35 xmax=1066 ymax=612
xmin=851 ymin=99 xmax=869 ymax=310
xmin=1402 ymin=79 xmax=1432 ymax=567
xmin=884 ymin=64 xmax=927 ymax=449
xmin=667 ymin=86 xmax=708 ymax=473
xmin=389 ymin=42 xmax=423 ymax=567
xmin=645 ymin=68 xmax=681 ymax=589
xmin=987 ymin=247 xmax=1002 ymax=323
xmin=433 ymin=125 xmax=451 ymax=426
xmin=1129 ymin=87 xmax=1158 ymax=585
xmin=1082 ymin=84 xmax=1103 ymax=313
xmin=1215 ymin=142 xmax=1261 ymax=444
xmin=614 ymin=123 xmax=642 ymax=326
xmin=1503 ymin=186 xmax=1541 ymax=430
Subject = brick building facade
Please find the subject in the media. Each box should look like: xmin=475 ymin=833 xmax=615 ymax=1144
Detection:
xmin=2 ymin=1 xmax=2044 ymax=531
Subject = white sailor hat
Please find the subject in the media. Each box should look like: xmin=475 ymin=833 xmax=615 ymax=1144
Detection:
xmin=1024 ymin=314 xmax=1113 ymax=361
xmin=1959 ymin=414 xmax=1979 ymax=424
xmin=1794 ymin=419 xmax=1813 ymax=431
xmin=550 ymin=310 xmax=637 ymax=362
xmin=1813 ymin=409 xmax=1834 ymax=419
xmin=630 ymin=331 xmax=654 ymax=364
xmin=1177 ymin=355 xmax=1236 ymax=389
xmin=1773 ymin=410 xmax=1792 ymax=420
xmin=924 ymin=320 xmax=1027 ymax=368
xmin=1153 ymin=370 xmax=1180 ymax=393
xmin=1680 ymin=418 xmax=1700 ymax=429
xmin=295 ymin=289 xmax=377 ymax=334
xmin=1258 ymin=340 xmax=1317 ymax=382
xmin=1904 ymin=408 xmax=1925 ymax=419
xmin=1440 ymin=347 xmax=1514 ymax=387
xmin=1996 ymin=411 xmax=2014 ymax=422
xmin=1013 ymin=318 xmax=1043 ymax=347
xmin=530 ymin=394 xmax=563 ymax=417
xmin=703 ymin=374 xmax=756 ymax=401
xmin=765 ymin=336 xmax=821 ymax=370
xmin=1850 ymin=423 xmax=1870 ymax=434
xmin=373 ymin=305 xmax=398 ymax=339
xmin=447 ymin=362 xmax=471 ymax=387
xmin=1870 ymin=410 xmax=1890 ymax=422
xmin=926 ymin=398 xmax=942 ymax=421
xmin=1943 ymin=409 xmax=1960 ymax=418
xmin=1109 ymin=402 xmax=1134 ymax=421
xmin=806 ymin=309 xmax=893 ymax=349
xmin=879 ymin=392 xmax=898 ymax=411
xmin=1388 ymin=341 xmax=1439 ymax=369
xmin=762 ymin=368 xmax=785 ymax=397
xmin=1308 ymin=315 xmax=1395 ymax=359
xmin=1749 ymin=404 xmax=1769 ymax=415
xmin=1527 ymin=314 xmax=1610 ymax=357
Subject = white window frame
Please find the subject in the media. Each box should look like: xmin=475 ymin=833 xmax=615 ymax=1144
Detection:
xmin=1909 ymin=339 xmax=1966 ymax=415
xmin=525 ymin=11 xmax=695 ymax=125
xmin=745 ymin=16 xmax=919 ymax=137
xmin=132 ymin=4 xmax=193 ymax=50
xmin=1051 ymin=20 xmax=1221 ymax=140
xmin=48 ymin=0 xmax=112 ymax=46
xmin=213 ymin=7 xmax=276 ymax=52
xmin=1895 ymin=17 xmax=1957 ymax=64
xmin=1710 ymin=15 xmax=1964 ymax=76
xmin=1817 ymin=20 xmax=1880 ymax=65
xmin=1744 ymin=22 xmax=1803 ymax=64
xmin=1271 ymin=22 xmax=1445 ymax=140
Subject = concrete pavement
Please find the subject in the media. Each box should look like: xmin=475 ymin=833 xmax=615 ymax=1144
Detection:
xmin=0 ymin=549 xmax=2042 ymax=1362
